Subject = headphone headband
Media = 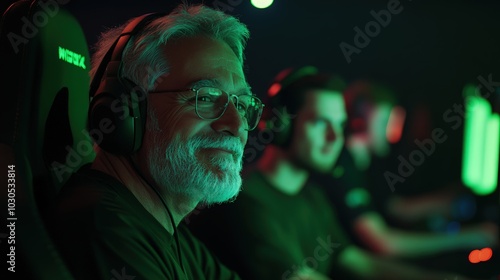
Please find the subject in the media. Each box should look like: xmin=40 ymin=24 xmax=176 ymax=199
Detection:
xmin=259 ymin=66 xmax=319 ymax=147
xmin=89 ymin=13 xmax=165 ymax=98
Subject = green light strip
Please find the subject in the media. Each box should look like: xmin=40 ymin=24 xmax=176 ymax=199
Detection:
xmin=462 ymin=97 xmax=490 ymax=190
xmin=480 ymin=114 xmax=500 ymax=195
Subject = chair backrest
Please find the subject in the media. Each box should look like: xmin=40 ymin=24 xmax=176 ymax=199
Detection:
xmin=0 ymin=0 xmax=94 ymax=278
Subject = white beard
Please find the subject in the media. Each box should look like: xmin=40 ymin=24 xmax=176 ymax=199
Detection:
xmin=148 ymin=133 xmax=243 ymax=205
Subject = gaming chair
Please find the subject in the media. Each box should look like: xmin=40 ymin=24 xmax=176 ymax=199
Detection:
xmin=0 ymin=0 xmax=93 ymax=278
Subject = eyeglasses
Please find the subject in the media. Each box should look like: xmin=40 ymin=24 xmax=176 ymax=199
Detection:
xmin=149 ymin=86 xmax=264 ymax=131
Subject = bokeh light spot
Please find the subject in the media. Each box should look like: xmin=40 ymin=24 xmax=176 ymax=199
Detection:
xmin=479 ymin=247 xmax=493 ymax=261
xmin=469 ymin=249 xmax=481 ymax=263
xmin=268 ymin=83 xmax=282 ymax=97
xmin=251 ymin=0 xmax=274 ymax=9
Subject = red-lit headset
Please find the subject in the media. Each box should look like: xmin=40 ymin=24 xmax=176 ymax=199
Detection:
xmin=258 ymin=66 xmax=319 ymax=147
xmin=343 ymin=80 xmax=405 ymax=144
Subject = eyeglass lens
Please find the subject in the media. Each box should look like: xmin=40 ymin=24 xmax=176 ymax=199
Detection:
xmin=195 ymin=87 xmax=262 ymax=130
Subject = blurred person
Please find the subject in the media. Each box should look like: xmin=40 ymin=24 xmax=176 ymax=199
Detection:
xmin=314 ymin=80 xmax=497 ymax=258
xmin=189 ymin=67 xmax=473 ymax=280
xmin=341 ymin=80 xmax=455 ymax=221
xmin=50 ymin=4 xmax=263 ymax=279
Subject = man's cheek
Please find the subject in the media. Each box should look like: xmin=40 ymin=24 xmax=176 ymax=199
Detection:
xmin=241 ymin=133 xmax=249 ymax=147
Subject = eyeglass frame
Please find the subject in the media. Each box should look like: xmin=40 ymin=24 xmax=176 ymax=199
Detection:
xmin=148 ymin=86 xmax=265 ymax=131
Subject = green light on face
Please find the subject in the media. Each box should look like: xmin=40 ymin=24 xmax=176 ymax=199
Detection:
xmin=251 ymin=0 xmax=274 ymax=9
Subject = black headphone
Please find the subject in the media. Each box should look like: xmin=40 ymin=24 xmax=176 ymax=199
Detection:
xmin=343 ymin=80 xmax=398 ymax=137
xmin=343 ymin=82 xmax=372 ymax=136
xmin=259 ymin=66 xmax=318 ymax=147
xmin=88 ymin=12 xmax=165 ymax=155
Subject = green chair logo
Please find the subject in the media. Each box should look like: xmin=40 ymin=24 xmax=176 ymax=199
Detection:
xmin=58 ymin=46 xmax=86 ymax=69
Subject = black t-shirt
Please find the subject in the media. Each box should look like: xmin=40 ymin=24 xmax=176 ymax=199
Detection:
xmin=312 ymin=148 xmax=376 ymax=247
xmin=189 ymin=168 xmax=351 ymax=280
xmin=50 ymin=166 xmax=240 ymax=280
xmin=316 ymin=149 xmax=374 ymax=214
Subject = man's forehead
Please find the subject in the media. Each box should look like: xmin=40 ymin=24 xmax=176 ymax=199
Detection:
xmin=188 ymin=78 xmax=253 ymax=95
xmin=159 ymin=35 xmax=248 ymax=89
xmin=202 ymin=55 xmax=241 ymax=66
xmin=302 ymin=90 xmax=346 ymax=117
xmin=305 ymin=90 xmax=344 ymax=107
xmin=164 ymin=36 xmax=242 ymax=69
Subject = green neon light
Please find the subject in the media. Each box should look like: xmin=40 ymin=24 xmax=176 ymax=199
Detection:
xmin=58 ymin=46 xmax=86 ymax=69
xmin=481 ymin=114 xmax=499 ymax=195
xmin=462 ymin=95 xmax=499 ymax=196
xmin=462 ymin=97 xmax=489 ymax=189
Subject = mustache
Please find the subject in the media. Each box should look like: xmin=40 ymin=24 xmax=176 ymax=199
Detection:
xmin=188 ymin=134 xmax=244 ymax=158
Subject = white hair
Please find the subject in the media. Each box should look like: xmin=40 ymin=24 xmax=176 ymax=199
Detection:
xmin=90 ymin=4 xmax=250 ymax=91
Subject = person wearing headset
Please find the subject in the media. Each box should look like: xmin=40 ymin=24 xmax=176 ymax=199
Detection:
xmin=315 ymin=80 xmax=497 ymax=260
xmin=50 ymin=4 xmax=262 ymax=279
xmin=188 ymin=67 xmax=473 ymax=280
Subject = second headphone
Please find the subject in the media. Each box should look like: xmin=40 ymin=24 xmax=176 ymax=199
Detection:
xmin=258 ymin=66 xmax=319 ymax=147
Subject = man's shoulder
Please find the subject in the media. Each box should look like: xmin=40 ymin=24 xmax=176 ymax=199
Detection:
xmin=57 ymin=165 xmax=119 ymax=205
xmin=53 ymin=165 xmax=139 ymax=228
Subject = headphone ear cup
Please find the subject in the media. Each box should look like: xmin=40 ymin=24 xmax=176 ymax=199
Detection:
xmin=88 ymin=80 xmax=146 ymax=155
xmin=128 ymin=84 xmax=147 ymax=151
xmin=264 ymin=105 xmax=292 ymax=147
xmin=263 ymin=66 xmax=318 ymax=148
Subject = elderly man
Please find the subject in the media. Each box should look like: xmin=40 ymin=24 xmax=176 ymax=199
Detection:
xmin=51 ymin=4 xmax=262 ymax=279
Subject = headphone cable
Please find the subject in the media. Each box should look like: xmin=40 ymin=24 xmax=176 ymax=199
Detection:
xmin=128 ymin=155 xmax=185 ymax=273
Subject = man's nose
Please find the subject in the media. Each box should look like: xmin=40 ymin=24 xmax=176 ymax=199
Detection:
xmin=230 ymin=95 xmax=240 ymax=109
xmin=211 ymin=99 xmax=247 ymax=137
xmin=326 ymin=125 xmax=342 ymax=143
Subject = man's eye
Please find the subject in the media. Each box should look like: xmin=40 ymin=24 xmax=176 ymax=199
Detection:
xmin=237 ymin=102 xmax=248 ymax=111
xmin=198 ymin=95 xmax=217 ymax=103
xmin=196 ymin=87 xmax=223 ymax=103
xmin=311 ymin=118 xmax=328 ymax=128
xmin=312 ymin=118 xmax=325 ymax=124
